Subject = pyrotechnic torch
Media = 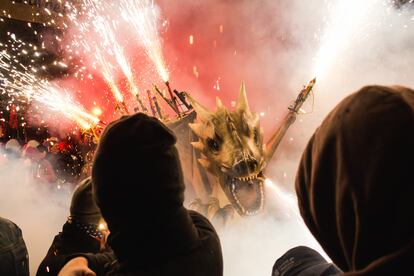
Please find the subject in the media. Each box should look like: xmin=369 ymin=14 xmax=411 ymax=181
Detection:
xmin=153 ymin=84 xmax=181 ymax=116
xmin=135 ymin=94 xmax=148 ymax=113
xmin=288 ymin=78 xmax=316 ymax=114
xmin=265 ymin=78 xmax=316 ymax=161
xmin=173 ymin=89 xmax=192 ymax=110
xmin=146 ymin=90 xmax=158 ymax=117
xmin=115 ymin=101 xmax=130 ymax=115
xmin=165 ymin=81 xmax=181 ymax=117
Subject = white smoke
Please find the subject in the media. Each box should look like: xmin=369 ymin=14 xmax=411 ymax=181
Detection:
xmin=1 ymin=0 xmax=413 ymax=275
xmin=206 ymin=1 xmax=414 ymax=275
xmin=0 ymin=150 xmax=71 ymax=274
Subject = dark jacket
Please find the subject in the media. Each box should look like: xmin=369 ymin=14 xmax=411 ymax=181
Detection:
xmin=89 ymin=113 xmax=223 ymax=275
xmin=295 ymin=86 xmax=414 ymax=275
xmin=37 ymin=177 xmax=105 ymax=276
xmin=273 ymin=246 xmax=341 ymax=276
xmin=0 ymin=217 xmax=29 ymax=276
xmin=80 ymin=211 xmax=221 ymax=276
xmin=36 ymin=220 xmax=104 ymax=276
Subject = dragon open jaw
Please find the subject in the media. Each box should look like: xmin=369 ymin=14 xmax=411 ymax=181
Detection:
xmin=225 ymin=171 xmax=265 ymax=216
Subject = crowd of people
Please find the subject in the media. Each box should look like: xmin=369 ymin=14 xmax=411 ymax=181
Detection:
xmin=0 ymin=84 xmax=413 ymax=276
xmin=0 ymin=132 xmax=96 ymax=187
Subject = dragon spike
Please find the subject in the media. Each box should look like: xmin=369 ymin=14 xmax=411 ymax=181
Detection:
xmin=236 ymin=81 xmax=250 ymax=113
xmin=191 ymin=141 xmax=205 ymax=151
xmin=189 ymin=122 xmax=215 ymax=139
xmin=215 ymin=96 xmax=224 ymax=110
xmin=189 ymin=123 xmax=205 ymax=138
xmin=186 ymin=93 xmax=211 ymax=121
xmin=198 ymin=158 xmax=211 ymax=170
xmin=252 ymin=112 xmax=260 ymax=126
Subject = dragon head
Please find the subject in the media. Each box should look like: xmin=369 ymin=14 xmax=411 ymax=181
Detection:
xmin=188 ymin=83 xmax=266 ymax=216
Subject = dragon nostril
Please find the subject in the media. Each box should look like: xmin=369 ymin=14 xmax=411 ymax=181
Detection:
xmin=233 ymin=158 xmax=258 ymax=176
xmin=233 ymin=160 xmax=248 ymax=175
xmin=248 ymin=158 xmax=258 ymax=172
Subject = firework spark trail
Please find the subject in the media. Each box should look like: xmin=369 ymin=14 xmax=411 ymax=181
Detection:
xmin=66 ymin=0 xmax=129 ymax=106
xmin=93 ymin=48 xmax=125 ymax=103
xmin=120 ymin=0 xmax=170 ymax=82
xmin=313 ymin=0 xmax=380 ymax=79
xmin=95 ymin=18 xmax=141 ymax=97
xmin=0 ymin=49 xmax=99 ymax=129
xmin=88 ymin=0 xmax=143 ymax=101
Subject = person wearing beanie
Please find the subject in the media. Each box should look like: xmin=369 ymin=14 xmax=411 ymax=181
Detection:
xmin=273 ymin=85 xmax=414 ymax=275
xmin=5 ymin=138 xmax=21 ymax=158
xmin=58 ymin=113 xmax=223 ymax=276
xmin=37 ymin=177 xmax=108 ymax=276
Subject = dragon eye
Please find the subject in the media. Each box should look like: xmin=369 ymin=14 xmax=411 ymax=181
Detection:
xmin=207 ymin=138 xmax=220 ymax=152
xmin=253 ymin=128 xmax=259 ymax=145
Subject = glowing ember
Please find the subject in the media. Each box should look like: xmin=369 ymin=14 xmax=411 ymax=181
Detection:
xmin=92 ymin=107 xmax=103 ymax=117
xmin=193 ymin=65 xmax=199 ymax=78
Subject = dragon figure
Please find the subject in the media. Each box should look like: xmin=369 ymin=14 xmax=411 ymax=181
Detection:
xmin=86 ymin=79 xmax=315 ymax=222
xmin=164 ymin=79 xmax=316 ymax=222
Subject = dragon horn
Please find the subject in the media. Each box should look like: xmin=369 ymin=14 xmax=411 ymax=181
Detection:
xmin=236 ymin=81 xmax=250 ymax=113
xmin=215 ymin=96 xmax=224 ymax=110
xmin=186 ymin=93 xmax=211 ymax=121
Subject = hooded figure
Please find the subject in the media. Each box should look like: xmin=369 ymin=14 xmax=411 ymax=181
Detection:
xmin=37 ymin=177 xmax=105 ymax=276
xmin=61 ymin=113 xmax=222 ymax=275
xmin=292 ymin=85 xmax=414 ymax=275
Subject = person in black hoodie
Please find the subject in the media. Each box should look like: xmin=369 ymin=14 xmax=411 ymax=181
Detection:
xmin=37 ymin=177 xmax=107 ymax=276
xmin=273 ymin=85 xmax=414 ymax=275
xmin=58 ymin=113 xmax=223 ymax=276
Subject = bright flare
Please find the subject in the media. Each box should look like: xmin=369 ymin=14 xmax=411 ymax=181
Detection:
xmin=313 ymin=0 xmax=379 ymax=79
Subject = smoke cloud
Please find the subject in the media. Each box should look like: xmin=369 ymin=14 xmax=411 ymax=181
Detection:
xmin=155 ymin=0 xmax=414 ymax=275
xmin=0 ymin=150 xmax=71 ymax=274
xmin=0 ymin=0 xmax=413 ymax=275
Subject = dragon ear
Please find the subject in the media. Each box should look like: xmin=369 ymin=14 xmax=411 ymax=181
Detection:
xmin=236 ymin=81 xmax=250 ymax=113
xmin=186 ymin=94 xmax=211 ymax=121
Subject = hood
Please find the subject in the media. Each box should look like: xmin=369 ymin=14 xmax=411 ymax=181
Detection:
xmin=295 ymin=85 xmax=414 ymax=275
xmin=92 ymin=113 xmax=198 ymax=264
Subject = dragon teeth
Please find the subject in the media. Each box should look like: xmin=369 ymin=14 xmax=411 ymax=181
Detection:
xmin=230 ymin=172 xmax=266 ymax=216
xmin=235 ymin=173 xmax=262 ymax=182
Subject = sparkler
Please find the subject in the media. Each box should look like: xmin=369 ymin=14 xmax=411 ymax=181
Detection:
xmin=91 ymin=11 xmax=147 ymax=110
xmin=1 ymin=48 xmax=99 ymax=130
xmin=69 ymin=0 xmax=132 ymax=114
xmin=120 ymin=0 xmax=170 ymax=82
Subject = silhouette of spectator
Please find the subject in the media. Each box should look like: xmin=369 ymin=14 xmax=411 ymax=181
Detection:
xmin=37 ymin=177 xmax=107 ymax=276
xmin=273 ymin=85 xmax=414 ymax=275
xmin=58 ymin=113 xmax=223 ymax=276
